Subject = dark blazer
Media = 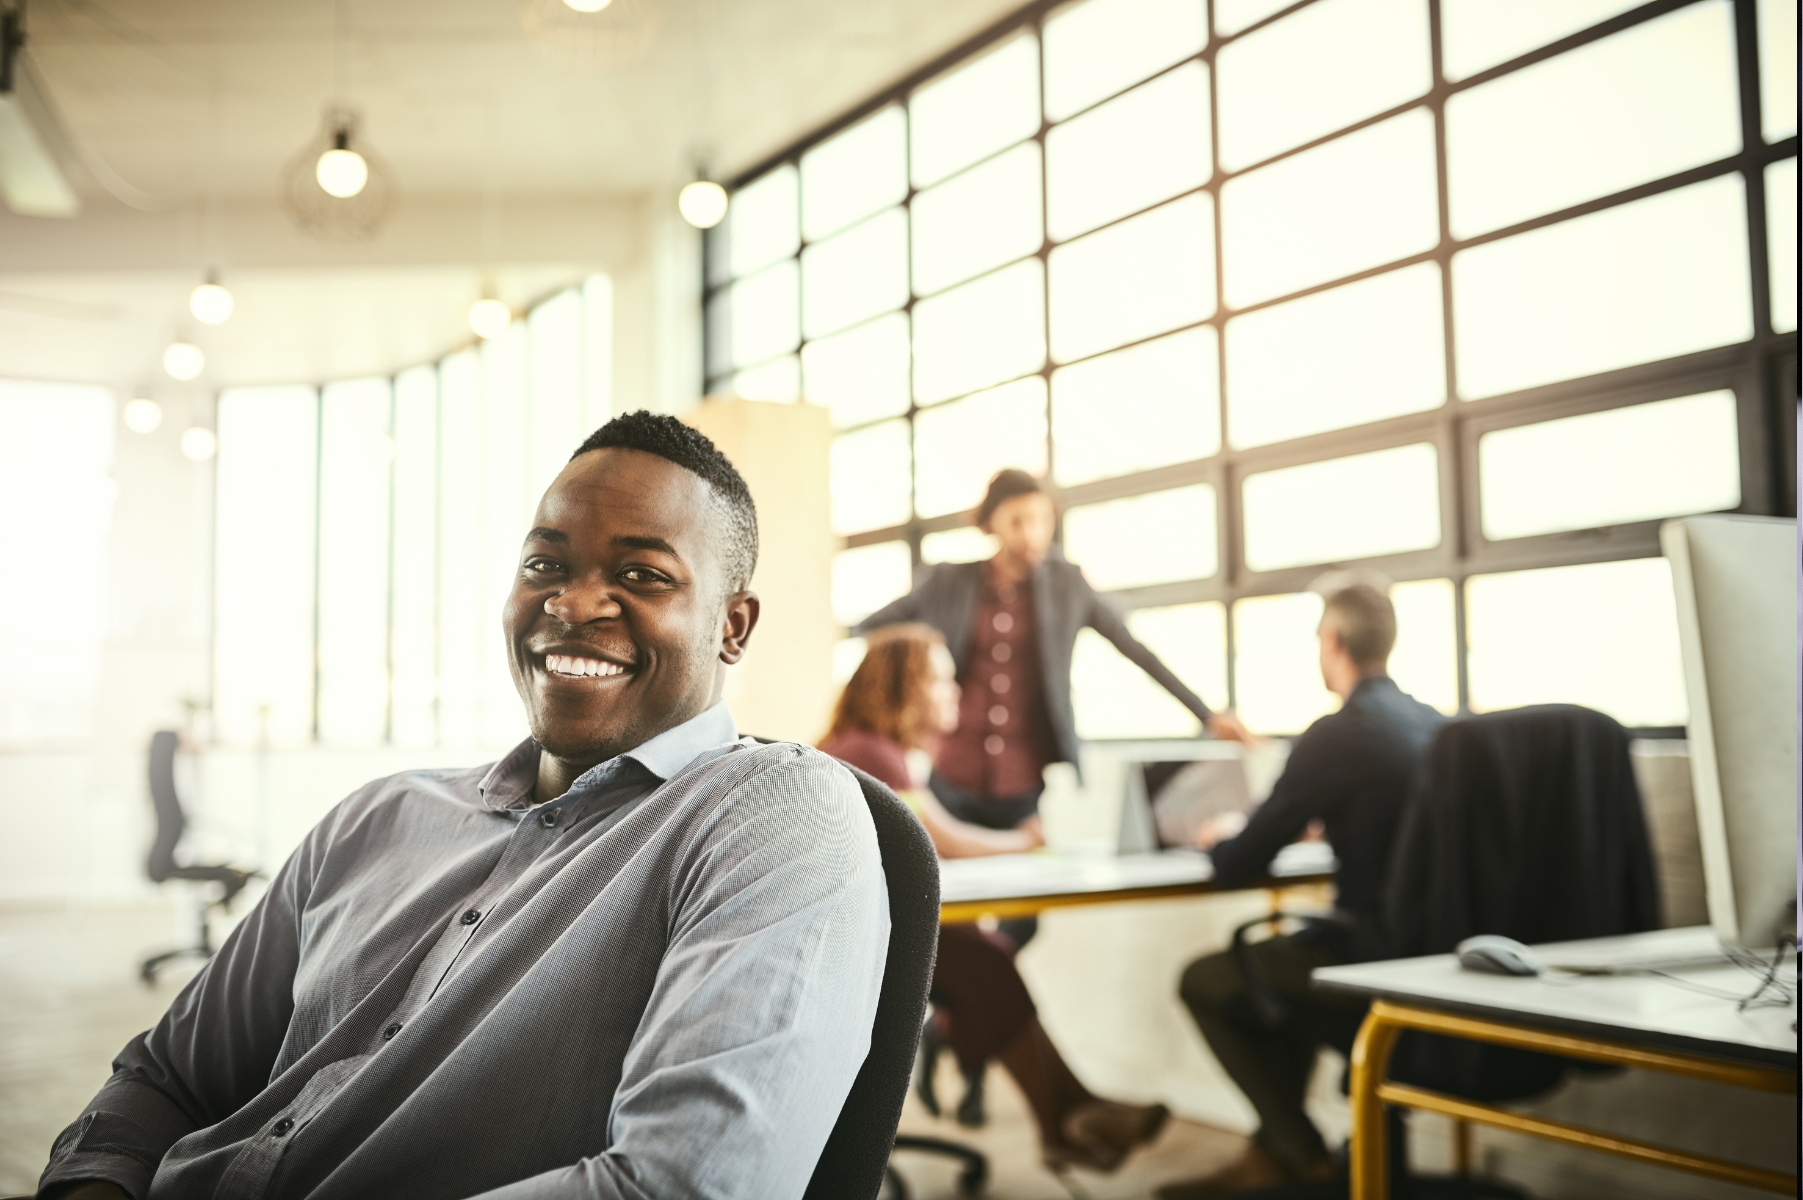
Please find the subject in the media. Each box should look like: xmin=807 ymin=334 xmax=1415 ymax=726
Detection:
xmin=854 ymin=555 xmax=1214 ymax=767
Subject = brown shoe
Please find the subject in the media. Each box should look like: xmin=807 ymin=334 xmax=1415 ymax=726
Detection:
xmin=1154 ymin=1141 xmax=1291 ymax=1199
xmin=1063 ymin=1098 xmax=1170 ymax=1165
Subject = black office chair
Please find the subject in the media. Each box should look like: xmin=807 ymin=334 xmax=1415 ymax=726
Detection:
xmin=141 ymin=730 xmax=260 ymax=984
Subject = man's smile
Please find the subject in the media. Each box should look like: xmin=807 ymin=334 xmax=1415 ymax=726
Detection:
xmin=532 ymin=644 xmax=638 ymax=683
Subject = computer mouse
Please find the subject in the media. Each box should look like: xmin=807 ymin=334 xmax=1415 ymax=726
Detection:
xmin=1456 ymin=934 xmax=1543 ymax=977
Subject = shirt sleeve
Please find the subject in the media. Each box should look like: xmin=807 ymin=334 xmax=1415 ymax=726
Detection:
xmin=850 ymin=567 xmax=931 ymax=635
xmin=459 ymin=748 xmax=891 ymax=1200
xmin=1208 ymin=718 xmax=1342 ymax=888
xmin=1083 ymin=576 xmax=1214 ymax=724
xmin=37 ymin=810 xmax=334 ymax=1200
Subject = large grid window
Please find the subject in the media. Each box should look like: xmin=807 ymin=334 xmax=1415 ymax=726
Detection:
xmin=705 ymin=0 xmax=1798 ymax=736
xmin=213 ymin=277 xmax=614 ymax=750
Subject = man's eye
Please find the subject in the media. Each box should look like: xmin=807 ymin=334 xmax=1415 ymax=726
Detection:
xmin=524 ymin=558 xmax=564 ymax=575
xmin=619 ymin=567 xmax=669 ymax=584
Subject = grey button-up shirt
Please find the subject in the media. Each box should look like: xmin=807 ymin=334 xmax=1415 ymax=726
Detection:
xmin=41 ymin=703 xmax=891 ymax=1200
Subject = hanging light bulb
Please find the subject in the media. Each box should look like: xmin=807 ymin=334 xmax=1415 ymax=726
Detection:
xmin=180 ymin=426 xmax=218 ymax=461
xmin=316 ymin=128 xmax=370 ymax=199
xmin=123 ymin=397 xmax=163 ymax=434
xmin=189 ymin=275 xmax=234 ymax=325
xmin=468 ymin=295 xmax=513 ymax=340
xmin=678 ymin=179 xmax=729 ymax=230
xmin=562 ymin=0 xmax=614 ymax=10
xmin=163 ymin=342 xmax=205 ymax=381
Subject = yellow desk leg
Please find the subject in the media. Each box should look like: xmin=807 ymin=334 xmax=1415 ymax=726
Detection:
xmin=1349 ymin=1006 xmax=1404 ymax=1200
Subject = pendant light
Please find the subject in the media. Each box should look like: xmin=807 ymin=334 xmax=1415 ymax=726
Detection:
xmin=281 ymin=107 xmax=392 ymax=241
xmin=189 ymin=271 xmax=234 ymax=325
xmin=163 ymin=342 xmax=205 ymax=381
xmin=180 ymin=426 xmax=218 ymax=462
xmin=468 ymin=289 xmax=513 ymax=340
xmin=678 ymin=177 xmax=727 ymax=229
xmin=122 ymin=396 xmax=163 ymax=433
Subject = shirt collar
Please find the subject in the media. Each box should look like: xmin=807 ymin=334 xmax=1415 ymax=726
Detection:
xmin=477 ymin=701 xmax=740 ymax=812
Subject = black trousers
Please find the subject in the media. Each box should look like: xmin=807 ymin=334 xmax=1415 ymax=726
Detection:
xmin=929 ymin=771 xmax=1043 ymax=951
xmin=1178 ymin=930 xmax=1370 ymax=1176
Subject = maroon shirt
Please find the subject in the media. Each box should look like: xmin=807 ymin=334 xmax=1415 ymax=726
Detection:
xmin=818 ymin=728 xmax=912 ymax=793
xmin=935 ymin=566 xmax=1058 ymax=799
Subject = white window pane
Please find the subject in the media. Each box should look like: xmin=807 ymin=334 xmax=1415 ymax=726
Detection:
xmin=913 ymin=376 xmax=1049 ymax=519
xmin=437 ymin=352 xmax=483 ymax=747
xmin=727 ymin=355 xmax=800 ymax=403
xmin=0 ymin=382 xmax=113 ymax=743
xmin=1064 ymin=484 xmax=1218 ymax=590
xmin=1052 ymin=326 xmax=1221 ymax=485
xmin=582 ymin=275 xmax=614 ymax=432
xmin=911 ymin=34 xmax=1043 ymax=189
xmin=1216 ymin=0 xmax=1431 ymax=171
xmin=1388 ymin=578 xmax=1458 ymax=715
xmin=1073 ymin=602 xmax=1226 ymax=738
xmin=392 ymin=366 xmax=438 ymax=748
xmin=1046 ymin=62 xmax=1211 ymax=242
xmin=318 ymin=378 xmax=393 ymax=747
xmin=528 ymin=288 xmax=584 ymax=499
xmin=1226 ymin=262 xmax=1444 ymax=449
xmin=833 ymin=541 xmax=913 ymax=627
xmin=1233 ymin=592 xmax=1338 ymax=734
xmin=1770 ymin=157 xmax=1798 ymax=334
xmin=1466 ymin=558 xmax=1687 ymax=726
xmin=726 ymin=259 xmax=800 ymax=367
xmin=912 ymin=141 xmax=1043 ymax=297
xmin=801 ymin=208 xmax=906 ymax=340
xmin=802 ymin=106 xmax=908 ymax=242
xmin=1453 ymin=176 xmax=1752 ymax=399
xmin=1045 ymin=0 xmax=1207 ymax=121
xmin=1761 ymin=0 xmax=1798 ymax=142
xmin=1446 ymin=3 xmax=1742 ymax=240
xmin=216 ymin=386 xmax=317 ymax=748
xmin=1222 ymin=108 xmax=1438 ymax=308
xmin=1243 ymin=443 xmax=1440 ymax=572
xmin=480 ymin=326 xmax=531 ymax=748
xmin=831 ymin=420 xmax=912 ymax=534
xmin=803 ymin=312 xmax=911 ymax=428
xmin=912 ymin=258 xmax=1046 ymax=404
xmin=727 ymin=165 xmax=799 ymax=278
xmin=1480 ymin=391 xmax=1742 ymax=541
xmin=834 ymin=635 xmax=870 ymax=684
xmin=1049 ymin=192 xmax=1215 ymax=363
xmin=921 ymin=525 xmax=999 ymax=564
xmin=1214 ymin=0 xmax=1296 ymax=36
xmin=1440 ymin=0 xmax=1642 ymax=82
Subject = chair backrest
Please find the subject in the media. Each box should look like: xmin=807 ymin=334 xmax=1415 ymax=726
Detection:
xmin=803 ymin=761 xmax=941 ymax=1200
xmin=146 ymin=729 xmax=185 ymax=883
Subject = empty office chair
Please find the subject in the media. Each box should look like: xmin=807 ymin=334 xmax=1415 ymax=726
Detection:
xmin=802 ymin=760 xmax=948 ymax=1200
xmin=141 ymin=730 xmax=260 ymax=984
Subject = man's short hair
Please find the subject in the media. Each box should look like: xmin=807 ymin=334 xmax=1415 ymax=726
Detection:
xmin=571 ymin=411 xmax=759 ymax=594
xmin=974 ymin=469 xmax=1058 ymax=528
xmin=1320 ymin=583 xmax=1396 ymax=669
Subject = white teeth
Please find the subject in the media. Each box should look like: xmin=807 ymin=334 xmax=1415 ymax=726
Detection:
xmin=544 ymin=653 xmax=625 ymax=678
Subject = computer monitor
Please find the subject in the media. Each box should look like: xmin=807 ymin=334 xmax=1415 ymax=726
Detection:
xmin=1661 ymin=514 xmax=1798 ymax=949
xmin=1085 ymin=739 xmax=1288 ymax=853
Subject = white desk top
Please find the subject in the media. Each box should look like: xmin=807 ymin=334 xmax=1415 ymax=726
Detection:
xmin=1314 ymin=927 xmax=1798 ymax=1067
xmin=938 ymin=841 xmax=1335 ymax=906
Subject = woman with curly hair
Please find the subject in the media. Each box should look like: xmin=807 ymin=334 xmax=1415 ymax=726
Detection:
xmin=821 ymin=623 xmax=1168 ymax=1175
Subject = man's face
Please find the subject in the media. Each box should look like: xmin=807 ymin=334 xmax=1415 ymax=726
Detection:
xmin=985 ymin=492 xmax=1057 ymax=566
xmin=502 ymin=447 xmax=755 ymax=767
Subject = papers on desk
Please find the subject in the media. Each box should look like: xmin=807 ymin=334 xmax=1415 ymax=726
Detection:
xmin=937 ymin=841 xmax=1336 ymax=906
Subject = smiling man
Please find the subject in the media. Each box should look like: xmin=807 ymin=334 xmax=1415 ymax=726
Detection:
xmin=38 ymin=412 xmax=891 ymax=1200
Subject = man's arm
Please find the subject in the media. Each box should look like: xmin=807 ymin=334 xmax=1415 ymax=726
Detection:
xmin=37 ymin=818 xmax=326 ymax=1200
xmin=850 ymin=568 xmax=932 ymax=636
xmin=1206 ymin=720 xmax=1343 ymax=888
xmin=461 ymin=748 xmax=889 ymax=1200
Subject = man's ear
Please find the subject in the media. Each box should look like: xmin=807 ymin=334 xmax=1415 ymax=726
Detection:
xmin=718 ymin=590 xmax=760 ymax=665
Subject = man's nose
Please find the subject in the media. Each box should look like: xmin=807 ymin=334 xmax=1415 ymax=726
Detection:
xmin=542 ymin=576 xmax=623 ymax=624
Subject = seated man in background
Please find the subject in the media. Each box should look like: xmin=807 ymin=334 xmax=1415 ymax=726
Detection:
xmin=39 ymin=413 xmax=890 ymax=1200
xmin=1161 ymin=583 xmax=1444 ymax=1199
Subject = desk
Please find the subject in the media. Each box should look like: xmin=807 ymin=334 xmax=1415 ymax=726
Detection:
xmin=1314 ymin=927 xmax=1799 ymax=1198
xmin=938 ymin=842 xmax=1334 ymax=924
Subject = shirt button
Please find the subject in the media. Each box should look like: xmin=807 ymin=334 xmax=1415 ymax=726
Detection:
xmin=985 ymin=735 xmax=1005 ymax=756
xmin=540 ymin=809 xmax=559 ymax=828
xmin=991 ymin=675 xmax=1010 ymax=694
xmin=988 ymin=705 xmax=1008 ymax=726
xmin=382 ymin=1023 xmax=403 ymax=1041
xmin=991 ymin=643 xmax=1012 ymax=663
xmin=460 ymin=909 xmax=481 ymax=926
xmin=992 ymin=611 xmax=1014 ymax=633
xmin=272 ymin=1118 xmax=294 ymax=1137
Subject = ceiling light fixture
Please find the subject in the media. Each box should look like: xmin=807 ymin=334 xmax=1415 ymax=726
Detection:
xmin=163 ymin=342 xmax=205 ymax=381
xmin=468 ymin=292 xmax=513 ymax=340
xmin=281 ymin=107 xmax=393 ymax=242
xmin=189 ymin=273 xmax=234 ymax=325
xmin=122 ymin=397 xmax=162 ymax=433
xmin=180 ymin=426 xmax=217 ymax=462
xmin=678 ymin=178 xmax=728 ymax=230
xmin=562 ymin=0 xmax=614 ymax=11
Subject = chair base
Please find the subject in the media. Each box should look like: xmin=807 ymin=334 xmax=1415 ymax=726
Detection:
xmin=890 ymin=1134 xmax=989 ymax=1196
